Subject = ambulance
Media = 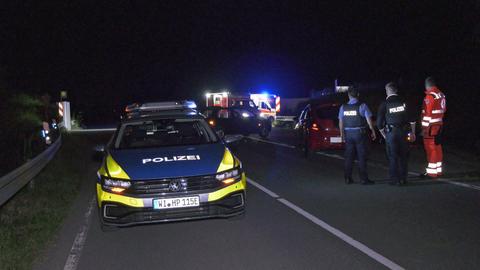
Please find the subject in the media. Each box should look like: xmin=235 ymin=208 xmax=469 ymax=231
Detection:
xmin=205 ymin=92 xmax=256 ymax=110
xmin=249 ymin=93 xmax=280 ymax=122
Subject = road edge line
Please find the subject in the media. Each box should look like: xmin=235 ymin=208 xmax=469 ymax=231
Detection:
xmin=63 ymin=196 xmax=95 ymax=270
xmin=246 ymin=178 xmax=404 ymax=270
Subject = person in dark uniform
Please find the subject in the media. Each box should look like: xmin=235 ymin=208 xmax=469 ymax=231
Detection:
xmin=338 ymin=87 xmax=376 ymax=185
xmin=377 ymin=82 xmax=416 ymax=186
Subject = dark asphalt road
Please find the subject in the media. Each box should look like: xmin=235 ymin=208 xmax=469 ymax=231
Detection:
xmin=35 ymin=129 xmax=480 ymax=270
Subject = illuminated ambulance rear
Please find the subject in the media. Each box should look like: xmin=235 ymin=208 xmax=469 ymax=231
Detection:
xmin=250 ymin=93 xmax=280 ymax=122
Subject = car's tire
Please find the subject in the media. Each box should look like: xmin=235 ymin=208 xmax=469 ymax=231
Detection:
xmin=304 ymin=138 xmax=309 ymax=158
xmin=259 ymin=125 xmax=270 ymax=138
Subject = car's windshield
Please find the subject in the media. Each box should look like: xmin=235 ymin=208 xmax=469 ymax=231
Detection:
xmin=115 ymin=118 xmax=218 ymax=149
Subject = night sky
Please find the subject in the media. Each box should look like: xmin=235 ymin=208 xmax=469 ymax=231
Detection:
xmin=1 ymin=1 xmax=479 ymax=121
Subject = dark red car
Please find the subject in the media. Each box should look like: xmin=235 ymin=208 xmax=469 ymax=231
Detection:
xmin=295 ymin=103 xmax=344 ymax=156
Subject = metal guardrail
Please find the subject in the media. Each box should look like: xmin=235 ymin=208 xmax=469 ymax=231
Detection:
xmin=0 ymin=136 xmax=62 ymax=206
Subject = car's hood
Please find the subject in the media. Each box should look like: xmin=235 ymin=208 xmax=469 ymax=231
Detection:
xmin=109 ymin=143 xmax=226 ymax=180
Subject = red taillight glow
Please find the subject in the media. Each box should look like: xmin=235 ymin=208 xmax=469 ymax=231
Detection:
xmin=311 ymin=123 xmax=320 ymax=131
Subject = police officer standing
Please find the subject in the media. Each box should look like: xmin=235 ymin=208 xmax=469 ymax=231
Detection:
xmin=377 ymin=82 xmax=415 ymax=186
xmin=339 ymin=87 xmax=376 ymax=185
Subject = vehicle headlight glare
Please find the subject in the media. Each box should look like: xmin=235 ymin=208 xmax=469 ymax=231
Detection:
xmin=216 ymin=168 xmax=241 ymax=181
xmin=104 ymin=178 xmax=131 ymax=188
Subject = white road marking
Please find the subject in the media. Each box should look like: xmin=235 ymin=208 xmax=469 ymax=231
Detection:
xmin=248 ymin=137 xmax=480 ymax=191
xmin=63 ymin=196 xmax=95 ymax=270
xmin=438 ymin=179 xmax=480 ymax=191
xmin=247 ymin=177 xmax=280 ymax=198
xmin=316 ymin=151 xmax=344 ymax=160
xmin=247 ymin=136 xmax=296 ymax=149
xmin=246 ymin=177 xmax=404 ymax=270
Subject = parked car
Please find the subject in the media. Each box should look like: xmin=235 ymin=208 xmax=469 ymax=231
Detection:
xmin=295 ymin=102 xmax=344 ymax=156
xmin=203 ymin=106 xmax=271 ymax=138
xmin=96 ymin=101 xmax=246 ymax=228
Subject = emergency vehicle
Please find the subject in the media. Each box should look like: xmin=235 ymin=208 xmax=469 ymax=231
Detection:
xmin=205 ymin=92 xmax=256 ymax=110
xmin=250 ymin=93 xmax=280 ymax=122
xmin=96 ymin=101 xmax=246 ymax=228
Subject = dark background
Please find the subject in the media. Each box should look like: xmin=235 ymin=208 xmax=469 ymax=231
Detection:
xmin=1 ymin=1 xmax=479 ymax=129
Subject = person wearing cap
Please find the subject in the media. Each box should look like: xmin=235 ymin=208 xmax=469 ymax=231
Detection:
xmin=338 ymin=87 xmax=376 ymax=185
xmin=377 ymin=82 xmax=415 ymax=186
xmin=420 ymin=77 xmax=446 ymax=178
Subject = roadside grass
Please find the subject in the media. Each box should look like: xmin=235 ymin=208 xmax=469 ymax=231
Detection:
xmin=0 ymin=134 xmax=99 ymax=270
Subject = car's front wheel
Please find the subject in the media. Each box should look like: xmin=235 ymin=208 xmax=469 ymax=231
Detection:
xmin=259 ymin=124 xmax=270 ymax=138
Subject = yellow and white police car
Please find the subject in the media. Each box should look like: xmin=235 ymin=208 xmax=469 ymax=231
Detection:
xmin=96 ymin=101 xmax=246 ymax=228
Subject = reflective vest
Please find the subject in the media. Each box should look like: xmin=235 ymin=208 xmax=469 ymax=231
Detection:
xmin=342 ymin=102 xmax=367 ymax=128
xmin=385 ymin=96 xmax=408 ymax=126
xmin=421 ymin=87 xmax=446 ymax=129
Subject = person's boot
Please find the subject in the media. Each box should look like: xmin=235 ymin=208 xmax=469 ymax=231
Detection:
xmin=345 ymin=177 xmax=353 ymax=184
xmin=419 ymin=172 xmax=437 ymax=179
xmin=361 ymin=179 xmax=375 ymax=185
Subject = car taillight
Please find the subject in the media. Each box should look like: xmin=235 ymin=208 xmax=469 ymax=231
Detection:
xmin=311 ymin=123 xmax=320 ymax=131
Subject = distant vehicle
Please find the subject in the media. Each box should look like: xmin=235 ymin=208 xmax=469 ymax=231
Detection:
xmin=250 ymin=93 xmax=280 ymax=122
xmin=203 ymin=106 xmax=271 ymax=138
xmin=96 ymin=101 xmax=246 ymax=228
xmin=205 ymin=92 xmax=256 ymax=109
xmin=295 ymin=102 xmax=344 ymax=156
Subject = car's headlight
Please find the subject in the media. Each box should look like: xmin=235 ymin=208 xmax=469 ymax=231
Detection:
xmin=102 ymin=178 xmax=131 ymax=193
xmin=216 ymin=168 xmax=242 ymax=184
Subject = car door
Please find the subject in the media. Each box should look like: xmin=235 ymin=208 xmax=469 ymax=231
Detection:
xmin=297 ymin=107 xmax=309 ymax=143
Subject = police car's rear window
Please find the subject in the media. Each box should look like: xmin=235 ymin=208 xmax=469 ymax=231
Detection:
xmin=115 ymin=119 xmax=218 ymax=149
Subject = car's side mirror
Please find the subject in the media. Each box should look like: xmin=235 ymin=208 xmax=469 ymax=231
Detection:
xmin=224 ymin=134 xmax=243 ymax=144
xmin=216 ymin=129 xmax=225 ymax=139
xmin=94 ymin=144 xmax=105 ymax=153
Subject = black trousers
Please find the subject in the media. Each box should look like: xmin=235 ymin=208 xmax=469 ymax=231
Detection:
xmin=385 ymin=128 xmax=409 ymax=183
xmin=344 ymin=129 xmax=369 ymax=181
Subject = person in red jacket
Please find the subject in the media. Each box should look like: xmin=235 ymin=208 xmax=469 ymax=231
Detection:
xmin=420 ymin=77 xmax=446 ymax=178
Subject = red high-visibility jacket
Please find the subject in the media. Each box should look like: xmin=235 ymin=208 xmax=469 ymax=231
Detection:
xmin=421 ymin=86 xmax=446 ymax=136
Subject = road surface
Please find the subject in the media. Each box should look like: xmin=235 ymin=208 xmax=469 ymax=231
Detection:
xmin=35 ymin=129 xmax=480 ymax=270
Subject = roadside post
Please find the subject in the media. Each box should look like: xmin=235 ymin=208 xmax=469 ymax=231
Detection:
xmin=58 ymin=101 xmax=71 ymax=131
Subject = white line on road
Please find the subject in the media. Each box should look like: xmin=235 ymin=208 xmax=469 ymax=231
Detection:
xmin=246 ymin=177 xmax=280 ymax=198
xmin=248 ymin=137 xmax=480 ymax=191
xmin=63 ymin=196 xmax=95 ymax=270
xmin=438 ymin=179 xmax=480 ymax=191
xmin=247 ymin=136 xmax=296 ymax=149
xmin=246 ymin=177 xmax=404 ymax=270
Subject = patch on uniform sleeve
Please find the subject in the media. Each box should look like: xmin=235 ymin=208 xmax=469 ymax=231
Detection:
xmin=424 ymin=98 xmax=430 ymax=105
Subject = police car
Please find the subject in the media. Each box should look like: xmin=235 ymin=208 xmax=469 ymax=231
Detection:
xmin=96 ymin=101 xmax=246 ymax=227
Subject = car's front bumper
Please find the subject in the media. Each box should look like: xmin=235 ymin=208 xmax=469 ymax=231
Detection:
xmin=96 ymin=175 xmax=246 ymax=227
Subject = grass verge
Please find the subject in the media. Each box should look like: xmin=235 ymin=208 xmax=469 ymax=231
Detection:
xmin=0 ymin=134 xmax=102 ymax=270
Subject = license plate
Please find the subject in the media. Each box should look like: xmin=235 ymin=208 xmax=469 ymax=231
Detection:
xmin=153 ymin=196 xmax=200 ymax=210
xmin=330 ymin=137 xmax=342 ymax=143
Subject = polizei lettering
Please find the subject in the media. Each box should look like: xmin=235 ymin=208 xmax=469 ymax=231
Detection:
xmin=142 ymin=155 xmax=201 ymax=164
xmin=389 ymin=105 xmax=405 ymax=113
xmin=344 ymin=110 xmax=357 ymax=116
